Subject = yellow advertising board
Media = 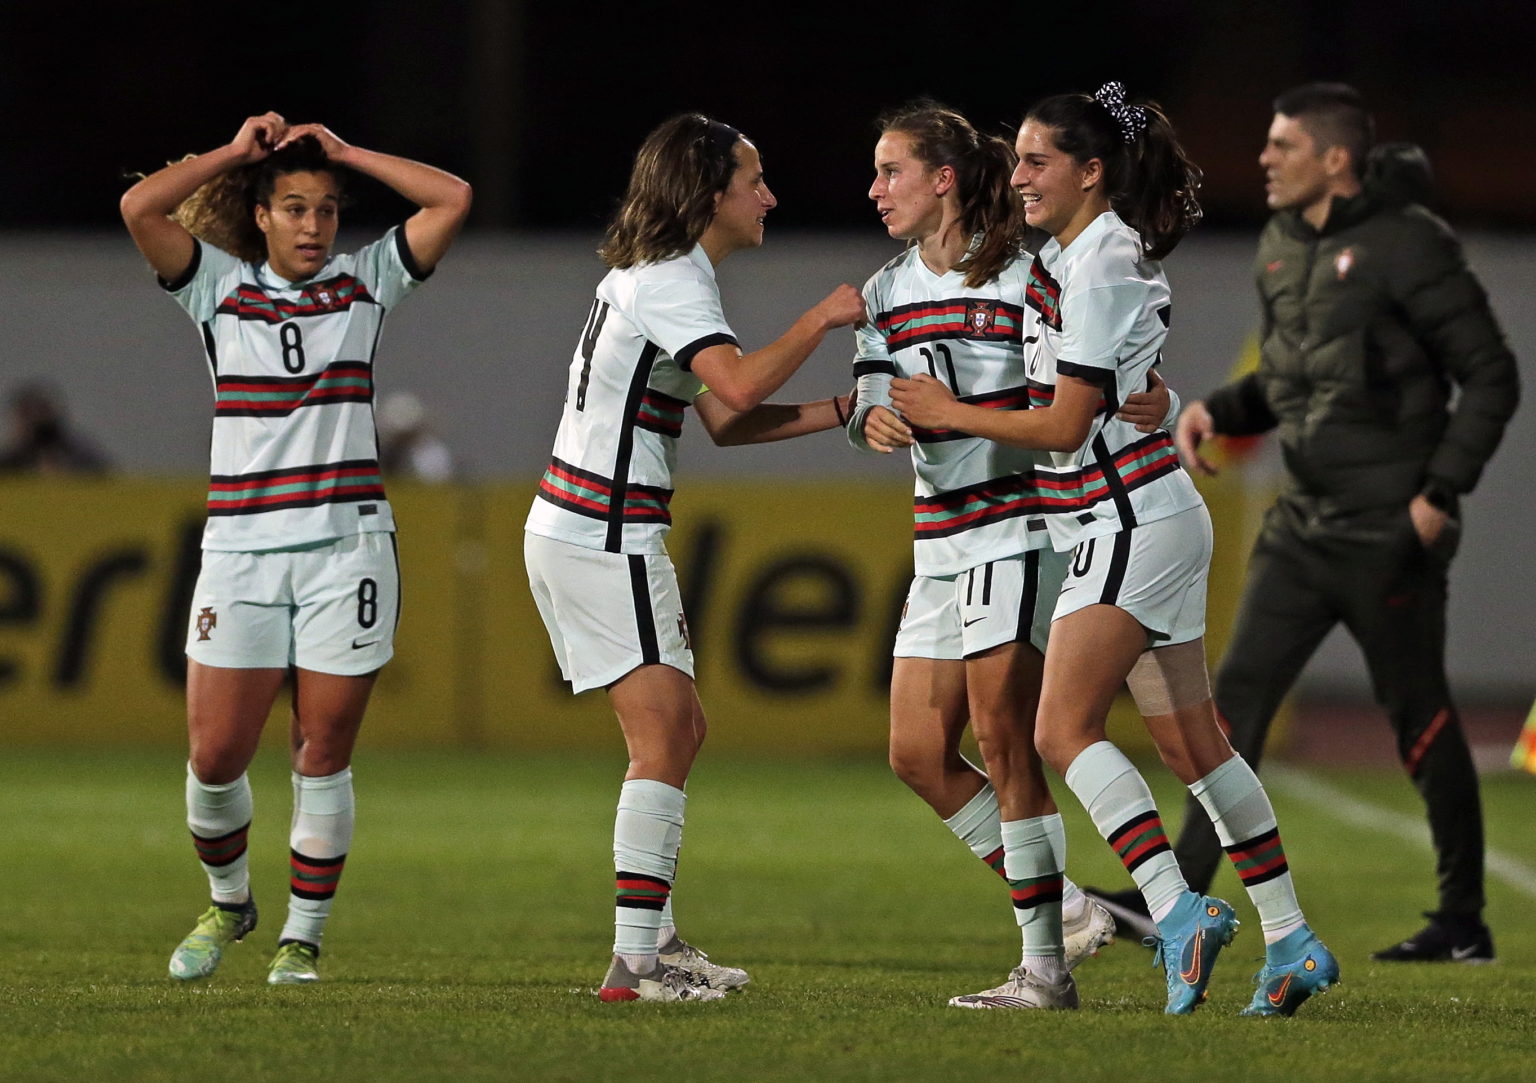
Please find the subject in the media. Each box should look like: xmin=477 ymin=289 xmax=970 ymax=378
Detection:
xmin=0 ymin=476 xmax=1261 ymax=753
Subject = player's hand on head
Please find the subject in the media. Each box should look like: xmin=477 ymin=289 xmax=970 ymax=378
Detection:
xmin=863 ymin=404 xmax=914 ymax=453
xmin=276 ymin=123 xmax=351 ymax=160
xmin=231 ymin=113 xmax=287 ymax=163
xmin=889 ymin=373 xmax=956 ymax=430
xmin=1174 ymin=399 xmax=1219 ymax=476
xmin=816 ymin=284 xmax=867 ymax=331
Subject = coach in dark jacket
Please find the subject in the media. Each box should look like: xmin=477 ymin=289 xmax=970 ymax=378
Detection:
xmin=1090 ymin=83 xmax=1518 ymax=962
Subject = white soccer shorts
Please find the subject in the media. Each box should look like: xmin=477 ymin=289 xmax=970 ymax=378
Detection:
xmin=893 ymin=549 xmax=1066 ymax=660
xmin=1052 ymin=503 xmax=1211 ymax=645
xmin=186 ymin=531 xmax=400 ymax=675
xmin=524 ymin=531 xmax=694 ymax=694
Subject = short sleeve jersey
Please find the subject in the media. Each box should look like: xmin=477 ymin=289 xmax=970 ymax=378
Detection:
xmin=525 ymin=245 xmax=734 ymax=554
xmin=164 ymin=227 xmax=429 ymax=551
xmin=855 ymin=245 xmax=1052 ymax=576
xmin=1024 ymin=211 xmax=1200 ymax=551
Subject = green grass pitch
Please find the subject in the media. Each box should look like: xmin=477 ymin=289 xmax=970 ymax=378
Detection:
xmin=1 ymin=747 xmax=1532 ymax=1081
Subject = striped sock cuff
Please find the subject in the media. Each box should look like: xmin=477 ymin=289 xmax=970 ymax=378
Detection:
xmin=615 ymin=871 xmax=672 ymax=912
xmin=982 ymin=845 xmax=1007 ymax=879
xmin=1009 ymin=873 xmax=1065 ymax=911
xmin=192 ymin=822 xmax=250 ymax=867
xmin=1109 ymin=810 xmax=1172 ymax=874
xmin=289 ymin=850 xmax=347 ymax=901
xmin=1223 ymin=827 xmax=1290 ymax=886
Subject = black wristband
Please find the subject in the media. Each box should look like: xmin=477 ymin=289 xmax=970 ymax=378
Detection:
xmin=832 ymin=396 xmax=847 ymax=426
xmin=1422 ymin=483 xmax=1457 ymax=513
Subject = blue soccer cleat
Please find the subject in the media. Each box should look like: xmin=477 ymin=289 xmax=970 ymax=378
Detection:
xmin=1240 ymin=927 xmax=1340 ymax=1017
xmin=1150 ymin=894 xmax=1240 ymax=1014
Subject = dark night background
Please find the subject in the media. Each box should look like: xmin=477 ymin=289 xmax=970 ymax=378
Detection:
xmin=5 ymin=1 xmax=1534 ymax=234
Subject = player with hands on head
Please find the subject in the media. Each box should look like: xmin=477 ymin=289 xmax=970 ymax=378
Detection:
xmin=523 ymin=113 xmax=862 ymax=1003
xmin=120 ymin=112 xmax=471 ymax=986
xmin=849 ymin=101 xmax=1179 ymax=1011
xmin=891 ymin=82 xmax=1337 ymax=1018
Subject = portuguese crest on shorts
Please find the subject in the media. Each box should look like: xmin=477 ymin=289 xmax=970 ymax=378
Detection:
xmin=195 ymin=606 xmax=217 ymax=641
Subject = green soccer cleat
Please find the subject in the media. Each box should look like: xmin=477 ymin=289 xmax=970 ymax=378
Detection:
xmin=267 ymin=940 xmax=321 ymax=985
xmin=1240 ymin=928 xmax=1340 ymax=1017
xmin=1151 ymin=894 xmax=1240 ymax=1014
xmin=168 ymin=899 xmax=258 ymax=981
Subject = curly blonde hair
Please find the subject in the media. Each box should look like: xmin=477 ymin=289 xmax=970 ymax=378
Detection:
xmin=169 ymin=137 xmax=341 ymax=263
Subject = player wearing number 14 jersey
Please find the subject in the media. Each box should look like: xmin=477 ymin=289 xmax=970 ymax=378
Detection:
xmin=524 ymin=114 xmax=864 ymax=1002
xmin=121 ymin=114 xmax=470 ymax=986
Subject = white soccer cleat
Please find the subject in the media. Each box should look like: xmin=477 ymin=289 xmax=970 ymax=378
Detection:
xmin=598 ymin=955 xmax=726 ymax=1003
xmin=658 ymin=935 xmax=751 ymax=991
xmin=948 ymin=967 xmax=1079 ymax=1010
xmin=1063 ymin=900 xmax=1116 ymax=970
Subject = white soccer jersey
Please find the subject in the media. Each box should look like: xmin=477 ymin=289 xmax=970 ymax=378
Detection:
xmin=525 ymin=245 xmax=730 ymax=554
xmin=164 ymin=227 xmax=427 ymax=551
xmin=1022 ymin=211 xmax=1201 ymax=552
xmin=851 ymin=245 xmax=1052 ymax=577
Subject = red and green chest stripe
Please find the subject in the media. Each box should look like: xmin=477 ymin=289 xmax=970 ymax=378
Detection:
xmin=215 ymin=361 xmax=373 ymax=416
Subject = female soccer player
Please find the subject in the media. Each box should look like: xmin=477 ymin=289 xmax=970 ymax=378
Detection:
xmin=523 ymin=113 xmax=864 ymax=1003
xmin=854 ymin=101 xmax=1178 ymax=1010
xmin=891 ymin=83 xmax=1338 ymax=1017
xmin=121 ymin=112 xmax=471 ymax=984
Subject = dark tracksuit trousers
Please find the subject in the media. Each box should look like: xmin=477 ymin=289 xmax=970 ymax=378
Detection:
xmin=1172 ymin=499 xmax=1486 ymax=917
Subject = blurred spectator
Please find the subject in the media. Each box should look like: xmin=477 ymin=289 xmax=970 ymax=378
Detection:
xmin=377 ymin=391 xmax=455 ymax=482
xmin=0 ymin=382 xmax=111 ymax=474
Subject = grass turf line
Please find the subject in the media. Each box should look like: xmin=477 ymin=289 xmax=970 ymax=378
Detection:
xmin=0 ymin=748 xmax=1532 ymax=1082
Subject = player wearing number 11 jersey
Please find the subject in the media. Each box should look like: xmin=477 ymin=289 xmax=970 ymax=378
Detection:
xmin=121 ymin=113 xmax=470 ymax=986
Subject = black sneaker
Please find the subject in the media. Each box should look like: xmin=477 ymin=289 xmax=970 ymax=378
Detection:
xmin=1082 ymin=885 xmax=1157 ymax=944
xmin=1371 ymin=911 xmax=1495 ymax=963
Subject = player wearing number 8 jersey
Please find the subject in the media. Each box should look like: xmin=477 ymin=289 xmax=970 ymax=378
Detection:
xmin=524 ymin=113 xmax=864 ymax=1002
xmin=891 ymin=84 xmax=1336 ymax=1017
xmin=854 ymin=102 xmax=1176 ymax=1010
xmin=121 ymin=113 xmax=470 ymax=985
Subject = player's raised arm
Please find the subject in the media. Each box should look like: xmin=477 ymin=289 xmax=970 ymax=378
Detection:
xmin=119 ymin=112 xmax=287 ymax=280
xmin=276 ymin=124 xmax=472 ymax=275
xmin=687 ymin=284 xmax=865 ymax=413
xmin=692 ymin=388 xmax=853 ymax=446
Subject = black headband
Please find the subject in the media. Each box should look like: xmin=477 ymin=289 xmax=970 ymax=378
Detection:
xmin=704 ymin=120 xmax=742 ymax=161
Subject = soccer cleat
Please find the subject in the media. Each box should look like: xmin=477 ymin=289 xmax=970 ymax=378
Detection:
xmin=948 ymin=967 xmax=1079 ymax=1010
xmin=1371 ymin=911 xmax=1495 ymax=964
xmin=1150 ymin=894 xmax=1240 ymax=1014
xmin=1240 ymin=928 xmax=1340 ymax=1017
xmin=658 ymin=935 xmax=751 ymax=991
xmin=267 ymin=940 xmax=321 ymax=985
xmin=168 ymin=898 xmax=258 ymax=981
xmin=1063 ymin=899 xmax=1116 ymax=970
xmin=1082 ymin=885 xmax=1157 ymax=944
xmin=598 ymin=955 xmax=726 ymax=1003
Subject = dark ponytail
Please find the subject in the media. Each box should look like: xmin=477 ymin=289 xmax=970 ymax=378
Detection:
xmin=877 ymin=100 xmax=1027 ymax=287
xmin=1024 ymin=84 xmax=1202 ymax=259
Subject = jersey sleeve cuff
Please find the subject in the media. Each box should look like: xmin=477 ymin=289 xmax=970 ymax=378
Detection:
xmin=674 ymin=332 xmax=737 ymax=372
xmin=156 ymin=240 xmax=202 ymax=292
xmin=1055 ymin=359 xmax=1116 ymax=388
xmin=853 ymin=359 xmax=896 ymax=378
xmin=394 ymin=224 xmax=433 ymax=282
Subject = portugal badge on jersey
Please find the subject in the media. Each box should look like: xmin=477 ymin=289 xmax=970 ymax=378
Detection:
xmin=966 ymin=300 xmax=996 ymax=338
xmin=195 ymin=606 xmax=217 ymax=641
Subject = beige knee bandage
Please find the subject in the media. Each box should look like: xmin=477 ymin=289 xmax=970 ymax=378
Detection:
xmin=1126 ymin=639 xmax=1212 ymax=716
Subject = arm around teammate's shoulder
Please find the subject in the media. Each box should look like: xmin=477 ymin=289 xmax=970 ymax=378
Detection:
xmin=689 ymin=284 xmax=865 ymax=413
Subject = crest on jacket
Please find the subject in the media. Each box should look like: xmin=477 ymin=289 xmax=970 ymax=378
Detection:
xmin=966 ymin=300 xmax=996 ymax=337
xmin=1334 ymin=248 xmax=1355 ymax=280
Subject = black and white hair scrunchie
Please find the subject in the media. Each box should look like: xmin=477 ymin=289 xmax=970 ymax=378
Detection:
xmin=1094 ymin=81 xmax=1148 ymax=143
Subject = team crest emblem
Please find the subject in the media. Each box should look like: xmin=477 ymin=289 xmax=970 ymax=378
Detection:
xmin=966 ymin=300 xmax=996 ymax=337
xmin=1334 ymin=248 xmax=1355 ymax=280
xmin=318 ymin=289 xmax=332 ymax=304
xmin=195 ymin=607 xmax=217 ymax=641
